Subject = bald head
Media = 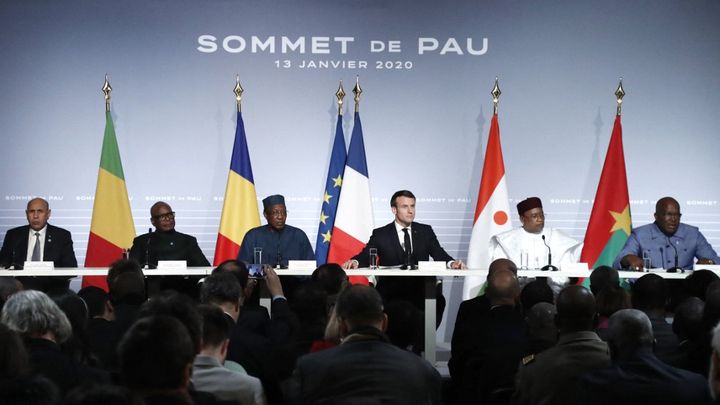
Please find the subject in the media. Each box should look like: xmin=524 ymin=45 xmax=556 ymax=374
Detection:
xmin=608 ymin=309 xmax=654 ymax=353
xmin=556 ymin=285 xmax=596 ymax=333
xmin=486 ymin=269 xmax=519 ymax=306
xmin=488 ymin=258 xmax=518 ymax=279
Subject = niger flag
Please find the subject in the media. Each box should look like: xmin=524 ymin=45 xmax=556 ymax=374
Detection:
xmin=580 ymin=114 xmax=631 ymax=270
xmin=83 ymin=111 xmax=136 ymax=289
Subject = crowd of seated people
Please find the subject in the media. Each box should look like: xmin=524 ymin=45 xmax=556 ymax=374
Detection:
xmin=4 ymin=259 xmax=720 ymax=404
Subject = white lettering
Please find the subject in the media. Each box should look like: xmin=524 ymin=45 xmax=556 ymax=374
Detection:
xmin=334 ymin=37 xmax=354 ymax=54
xmin=387 ymin=40 xmax=401 ymax=53
xmin=282 ymin=36 xmax=305 ymax=53
xmin=251 ymin=36 xmax=275 ymax=53
xmin=311 ymin=37 xmax=330 ymax=54
xmin=222 ymin=36 xmax=246 ymax=53
xmin=197 ymin=35 xmax=217 ymax=53
xmin=467 ymin=37 xmax=488 ymax=55
xmin=418 ymin=38 xmax=439 ymax=55
xmin=440 ymin=38 xmax=463 ymax=55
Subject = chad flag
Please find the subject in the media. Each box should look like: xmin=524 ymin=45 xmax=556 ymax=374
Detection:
xmin=214 ymin=111 xmax=260 ymax=265
xmin=83 ymin=110 xmax=136 ymax=290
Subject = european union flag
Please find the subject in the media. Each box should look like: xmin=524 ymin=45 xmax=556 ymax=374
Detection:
xmin=315 ymin=114 xmax=347 ymax=264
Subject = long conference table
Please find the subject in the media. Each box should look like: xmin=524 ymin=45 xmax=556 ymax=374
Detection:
xmin=0 ymin=267 xmax=700 ymax=364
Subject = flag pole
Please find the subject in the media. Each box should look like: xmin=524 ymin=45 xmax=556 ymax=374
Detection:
xmin=353 ymin=76 xmax=362 ymax=112
xmin=234 ymin=75 xmax=244 ymax=113
xmin=491 ymin=77 xmax=501 ymax=115
xmin=615 ymin=78 xmax=625 ymax=116
xmin=102 ymin=75 xmax=112 ymax=112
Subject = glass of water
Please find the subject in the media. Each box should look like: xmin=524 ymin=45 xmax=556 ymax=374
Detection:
xmin=253 ymin=247 xmax=263 ymax=264
xmin=369 ymin=248 xmax=378 ymax=269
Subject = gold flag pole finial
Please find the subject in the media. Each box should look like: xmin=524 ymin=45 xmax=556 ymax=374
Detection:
xmin=234 ymin=75 xmax=244 ymax=113
xmin=491 ymin=77 xmax=501 ymax=115
xmin=615 ymin=78 xmax=625 ymax=116
xmin=336 ymin=81 xmax=346 ymax=116
xmin=102 ymin=74 xmax=112 ymax=112
xmin=353 ymin=76 xmax=362 ymax=113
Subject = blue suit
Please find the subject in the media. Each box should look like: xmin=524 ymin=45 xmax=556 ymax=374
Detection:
xmin=613 ymin=222 xmax=720 ymax=270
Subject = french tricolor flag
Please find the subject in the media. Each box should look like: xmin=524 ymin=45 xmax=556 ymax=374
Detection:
xmin=327 ymin=111 xmax=373 ymax=284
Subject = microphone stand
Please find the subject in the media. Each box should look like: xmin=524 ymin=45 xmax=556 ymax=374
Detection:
xmin=666 ymin=237 xmax=683 ymax=273
xmin=145 ymin=227 xmax=154 ymax=270
xmin=540 ymin=235 xmax=559 ymax=271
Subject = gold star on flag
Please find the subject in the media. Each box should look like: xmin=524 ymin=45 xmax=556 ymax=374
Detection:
xmin=609 ymin=205 xmax=631 ymax=236
xmin=323 ymin=191 xmax=332 ymax=204
xmin=332 ymin=174 xmax=343 ymax=188
xmin=319 ymin=211 xmax=329 ymax=224
xmin=322 ymin=230 xmax=332 ymax=243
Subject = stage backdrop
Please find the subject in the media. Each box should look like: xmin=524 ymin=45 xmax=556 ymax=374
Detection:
xmin=2 ymin=0 xmax=719 ymax=336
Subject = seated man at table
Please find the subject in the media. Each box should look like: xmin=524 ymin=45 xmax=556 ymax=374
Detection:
xmin=490 ymin=197 xmax=582 ymax=269
xmin=0 ymin=197 xmax=77 ymax=293
xmin=129 ymin=201 xmax=209 ymax=296
xmin=614 ymin=197 xmax=720 ymax=271
xmin=343 ymin=190 xmax=464 ymax=311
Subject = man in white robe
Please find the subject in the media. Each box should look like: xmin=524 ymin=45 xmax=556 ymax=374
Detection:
xmin=490 ymin=197 xmax=582 ymax=270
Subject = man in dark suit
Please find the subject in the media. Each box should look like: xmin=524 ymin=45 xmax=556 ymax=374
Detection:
xmin=343 ymin=190 xmax=464 ymax=309
xmin=0 ymin=198 xmax=77 ymax=293
xmin=578 ymin=309 xmax=710 ymax=404
xmin=288 ymin=284 xmax=442 ymax=405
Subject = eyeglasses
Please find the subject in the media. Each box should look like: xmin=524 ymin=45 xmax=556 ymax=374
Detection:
xmin=152 ymin=211 xmax=176 ymax=221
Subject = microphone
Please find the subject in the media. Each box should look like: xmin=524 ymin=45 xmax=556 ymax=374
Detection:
xmin=145 ymin=227 xmax=154 ymax=269
xmin=666 ymin=237 xmax=682 ymax=273
xmin=276 ymin=242 xmax=283 ymax=269
xmin=540 ymin=235 xmax=558 ymax=271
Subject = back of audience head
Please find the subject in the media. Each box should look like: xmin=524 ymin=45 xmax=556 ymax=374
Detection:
xmin=0 ymin=322 xmax=30 ymax=379
xmin=1 ymin=289 xmax=72 ymax=343
xmin=520 ymin=279 xmax=554 ymax=314
xmin=631 ymin=273 xmax=668 ymax=313
xmin=107 ymin=260 xmax=145 ymax=305
xmin=197 ymin=304 xmax=230 ymax=355
xmin=596 ymin=286 xmax=630 ymax=318
xmin=673 ymin=297 xmax=705 ymax=341
xmin=704 ymin=286 xmax=720 ymax=334
xmin=118 ymin=315 xmax=195 ymax=393
xmin=78 ymin=286 xmax=113 ymax=320
xmin=199 ymin=272 xmax=242 ymax=322
xmin=486 ymin=269 xmax=520 ymax=306
xmin=311 ymin=263 xmax=348 ymax=295
xmin=556 ymin=285 xmax=597 ymax=333
xmin=487 ymin=258 xmax=518 ymax=279
xmin=212 ymin=259 xmax=249 ymax=288
xmin=335 ymin=285 xmax=386 ymax=336
xmin=589 ymin=265 xmax=619 ymax=296
xmin=139 ymin=291 xmax=202 ymax=354
xmin=526 ymin=302 xmax=558 ymax=352
xmin=0 ymin=277 xmax=22 ymax=312
xmin=607 ymin=309 xmax=654 ymax=358
xmin=685 ymin=269 xmax=720 ymax=301
xmin=290 ymin=281 xmax=328 ymax=324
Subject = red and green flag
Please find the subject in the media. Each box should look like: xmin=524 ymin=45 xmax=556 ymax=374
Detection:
xmin=83 ymin=110 xmax=136 ymax=290
xmin=580 ymin=114 xmax=631 ymax=272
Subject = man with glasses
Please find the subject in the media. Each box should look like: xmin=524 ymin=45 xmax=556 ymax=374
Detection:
xmin=129 ymin=201 xmax=210 ymax=269
xmin=238 ymin=195 xmax=314 ymax=268
xmin=614 ymin=196 xmax=719 ymax=271
xmin=490 ymin=197 xmax=582 ymax=270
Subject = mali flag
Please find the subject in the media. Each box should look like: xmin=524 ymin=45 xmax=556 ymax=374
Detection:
xmin=580 ymin=114 xmax=631 ymax=270
xmin=213 ymin=111 xmax=261 ymax=265
xmin=83 ymin=110 xmax=136 ymax=290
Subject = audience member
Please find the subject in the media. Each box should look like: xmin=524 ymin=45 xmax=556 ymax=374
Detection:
xmin=138 ymin=291 xmax=203 ymax=353
xmin=384 ymin=300 xmax=422 ymax=352
xmin=451 ymin=269 xmax=526 ymax=405
xmin=709 ymin=321 xmax=720 ymax=401
xmin=51 ymin=290 xmax=101 ymax=367
xmin=513 ymin=285 xmax=610 ymax=405
xmin=1 ymin=290 xmax=108 ymax=395
xmin=667 ymin=297 xmax=708 ymax=373
xmin=685 ymin=269 xmax=720 ymax=301
xmin=311 ymin=263 xmax=348 ymax=296
xmin=525 ymin=302 xmax=557 ymax=355
xmin=0 ymin=276 xmax=22 ymax=311
xmin=77 ymin=286 xmax=116 ymax=369
xmin=289 ymin=285 xmax=442 ymax=404
xmin=63 ymin=384 xmax=144 ymax=405
xmin=630 ymin=273 xmax=679 ymax=363
xmin=589 ymin=265 xmax=619 ymax=296
xmin=192 ymin=305 xmax=267 ymax=405
xmin=579 ymin=309 xmax=709 ymax=404
xmin=0 ymin=322 xmax=59 ymax=405
xmin=595 ymin=286 xmax=630 ymax=341
xmin=519 ymin=279 xmax=554 ymax=315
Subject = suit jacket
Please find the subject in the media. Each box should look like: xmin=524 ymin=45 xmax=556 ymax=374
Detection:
xmin=129 ymin=229 xmax=210 ymax=267
xmin=289 ymin=330 xmax=442 ymax=405
xmin=578 ymin=348 xmax=710 ymax=404
xmin=352 ymin=222 xmax=453 ymax=309
xmin=192 ymin=354 xmax=267 ymax=405
xmin=0 ymin=224 xmax=77 ymax=268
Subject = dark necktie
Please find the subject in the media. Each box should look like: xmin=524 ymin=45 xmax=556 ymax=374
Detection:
xmin=31 ymin=232 xmax=41 ymax=261
xmin=402 ymin=228 xmax=412 ymax=255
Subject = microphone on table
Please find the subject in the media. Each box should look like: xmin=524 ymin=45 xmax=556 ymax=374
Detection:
xmin=666 ymin=237 xmax=683 ymax=273
xmin=540 ymin=235 xmax=558 ymax=271
xmin=145 ymin=228 xmax=154 ymax=269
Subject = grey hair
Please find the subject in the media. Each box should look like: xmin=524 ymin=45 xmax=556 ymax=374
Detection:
xmin=1 ymin=290 xmax=72 ymax=343
xmin=608 ymin=308 xmax=653 ymax=349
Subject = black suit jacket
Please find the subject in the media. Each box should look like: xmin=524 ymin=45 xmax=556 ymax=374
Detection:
xmin=352 ymin=222 xmax=453 ymax=308
xmin=0 ymin=224 xmax=77 ymax=268
xmin=129 ymin=229 xmax=209 ymax=267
